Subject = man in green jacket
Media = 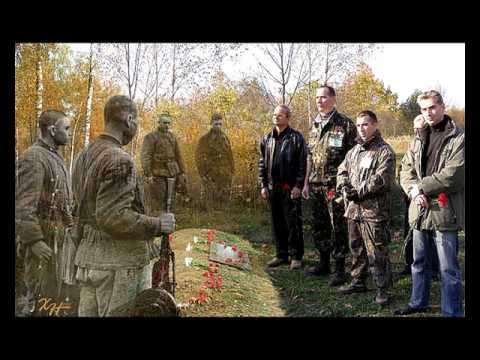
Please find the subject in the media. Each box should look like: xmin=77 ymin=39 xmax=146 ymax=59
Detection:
xmin=395 ymin=90 xmax=464 ymax=317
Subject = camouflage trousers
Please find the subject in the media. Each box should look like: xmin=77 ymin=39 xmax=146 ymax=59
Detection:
xmin=76 ymin=262 xmax=153 ymax=317
xmin=145 ymin=177 xmax=176 ymax=216
xmin=348 ymin=220 xmax=392 ymax=290
xmin=310 ymin=185 xmax=348 ymax=260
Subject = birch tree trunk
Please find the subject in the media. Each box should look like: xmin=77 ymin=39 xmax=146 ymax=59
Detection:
xmin=35 ymin=43 xmax=44 ymax=141
xmin=84 ymin=44 xmax=94 ymax=148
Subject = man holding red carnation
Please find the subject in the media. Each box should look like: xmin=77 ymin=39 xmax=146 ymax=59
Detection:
xmin=396 ymin=90 xmax=464 ymax=317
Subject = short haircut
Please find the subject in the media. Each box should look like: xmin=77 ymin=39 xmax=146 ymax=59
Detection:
xmin=104 ymin=95 xmax=137 ymax=124
xmin=211 ymin=113 xmax=222 ymax=122
xmin=275 ymin=104 xmax=291 ymax=118
xmin=417 ymin=90 xmax=444 ymax=106
xmin=38 ymin=110 xmax=67 ymax=132
xmin=158 ymin=112 xmax=172 ymax=121
xmin=357 ymin=110 xmax=378 ymax=123
xmin=318 ymin=85 xmax=336 ymax=97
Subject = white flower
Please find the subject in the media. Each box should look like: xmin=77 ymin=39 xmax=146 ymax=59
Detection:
xmin=193 ymin=236 xmax=199 ymax=244
xmin=184 ymin=257 xmax=193 ymax=267
xmin=186 ymin=243 xmax=192 ymax=252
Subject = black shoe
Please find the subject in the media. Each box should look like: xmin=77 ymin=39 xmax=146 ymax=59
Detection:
xmin=329 ymin=272 xmax=347 ymax=287
xmin=338 ymin=282 xmax=367 ymax=294
xmin=305 ymin=264 xmax=330 ymax=276
xmin=393 ymin=306 xmax=429 ymax=316
xmin=267 ymin=257 xmax=289 ymax=268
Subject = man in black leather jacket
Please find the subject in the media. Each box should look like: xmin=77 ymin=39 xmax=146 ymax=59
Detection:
xmin=259 ymin=105 xmax=307 ymax=271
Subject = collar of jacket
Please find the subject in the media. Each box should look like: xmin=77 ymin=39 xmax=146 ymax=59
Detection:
xmin=271 ymin=125 xmax=292 ymax=138
xmin=36 ymin=138 xmax=59 ymax=154
xmin=98 ymin=133 xmax=123 ymax=146
xmin=356 ymin=129 xmax=383 ymax=149
xmin=416 ymin=114 xmax=457 ymax=143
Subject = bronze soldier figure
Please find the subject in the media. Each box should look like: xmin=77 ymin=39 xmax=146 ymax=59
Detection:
xmin=15 ymin=110 xmax=78 ymax=316
xmin=141 ymin=113 xmax=187 ymax=216
xmin=72 ymin=96 xmax=175 ymax=317
xmin=196 ymin=113 xmax=234 ymax=205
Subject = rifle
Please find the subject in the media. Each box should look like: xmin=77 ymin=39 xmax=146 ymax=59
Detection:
xmin=152 ymin=177 xmax=176 ymax=298
xmin=32 ymin=175 xmax=60 ymax=314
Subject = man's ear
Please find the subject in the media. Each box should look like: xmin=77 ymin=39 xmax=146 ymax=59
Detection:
xmin=49 ymin=125 xmax=57 ymax=137
xmin=125 ymin=114 xmax=133 ymax=129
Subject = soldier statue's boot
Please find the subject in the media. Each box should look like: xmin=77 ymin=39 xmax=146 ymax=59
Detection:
xmin=306 ymin=252 xmax=330 ymax=276
xmin=374 ymin=288 xmax=389 ymax=306
xmin=329 ymin=258 xmax=347 ymax=287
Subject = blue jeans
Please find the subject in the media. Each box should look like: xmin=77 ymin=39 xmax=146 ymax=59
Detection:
xmin=409 ymin=230 xmax=464 ymax=317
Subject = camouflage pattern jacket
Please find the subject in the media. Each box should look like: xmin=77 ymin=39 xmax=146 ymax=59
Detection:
xmin=400 ymin=115 xmax=464 ymax=231
xmin=16 ymin=139 xmax=74 ymax=246
xmin=337 ymin=131 xmax=396 ymax=222
xmin=307 ymin=110 xmax=357 ymax=186
xmin=258 ymin=126 xmax=307 ymax=190
xmin=195 ymin=129 xmax=234 ymax=181
xmin=141 ymin=129 xmax=185 ymax=178
xmin=72 ymin=134 xmax=163 ymax=270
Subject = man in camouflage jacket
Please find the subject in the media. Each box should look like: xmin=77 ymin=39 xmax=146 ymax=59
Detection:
xmin=302 ymin=86 xmax=357 ymax=286
xmin=141 ymin=113 xmax=187 ymax=216
xmin=336 ymin=110 xmax=396 ymax=305
xmin=72 ymin=96 xmax=175 ymax=317
xmin=16 ymin=110 xmax=77 ymax=316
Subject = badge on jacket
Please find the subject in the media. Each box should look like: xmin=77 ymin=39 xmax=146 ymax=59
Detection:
xmin=328 ymin=130 xmax=344 ymax=148
xmin=360 ymin=155 xmax=373 ymax=169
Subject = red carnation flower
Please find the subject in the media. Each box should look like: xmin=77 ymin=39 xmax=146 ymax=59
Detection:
xmin=327 ymin=189 xmax=335 ymax=201
xmin=232 ymin=245 xmax=237 ymax=252
xmin=282 ymin=183 xmax=291 ymax=191
xmin=438 ymin=192 xmax=448 ymax=208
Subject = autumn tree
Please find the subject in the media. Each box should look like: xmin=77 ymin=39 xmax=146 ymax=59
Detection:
xmin=336 ymin=63 xmax=400 ymax=137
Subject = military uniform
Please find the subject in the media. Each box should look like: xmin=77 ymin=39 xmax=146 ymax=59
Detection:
xmin=141 ymin=128 xmax=186 ymax=216
xmin=15 ymin=139 xmax=77 ymax=316
xmin=336 ymin=130 xmax=396 ymax=291
xmin=72 ymin=134 xmax=165 ymax=317
xmin=195 ymin=128 xmax=234 ymax=203
xmin=307 ymin=109 xmax=357 ymax=275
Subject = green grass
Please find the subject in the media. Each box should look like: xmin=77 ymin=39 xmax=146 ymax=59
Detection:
xmin=171 ymin=159 xmax=465 ymax=317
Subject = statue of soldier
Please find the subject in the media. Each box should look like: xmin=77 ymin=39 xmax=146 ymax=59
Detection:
xmin=141 ymin=113 xmax=187 ymax=216
xmin=302 ymin=85 xmax=358 ymax=287
xmin=15 ymin=110 xmax=78 ymax=317
xmin=195 ymin=113 xmax=235 ymax=204
xmin=72 ymin=96 xmax=175 ymax=317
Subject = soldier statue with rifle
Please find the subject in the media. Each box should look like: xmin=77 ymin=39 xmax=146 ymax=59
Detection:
xmin=15 ymin=110 xmax=78 ymax=317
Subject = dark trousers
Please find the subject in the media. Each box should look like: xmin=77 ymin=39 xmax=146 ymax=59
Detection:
xmin=310 ymin=185 xmax=348 ymax=260
xmin=268 ymin=188 xmax=304 ymax=261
